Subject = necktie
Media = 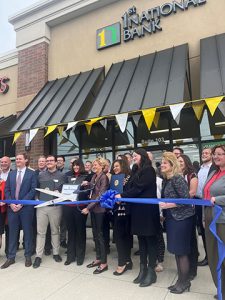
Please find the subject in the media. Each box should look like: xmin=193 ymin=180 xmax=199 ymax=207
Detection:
xmin=15 ymin=170 xmax=22 ymax=200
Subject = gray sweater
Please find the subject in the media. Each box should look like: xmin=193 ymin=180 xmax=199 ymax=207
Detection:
xmin=204 ymin=170 xmax=225 ymax=223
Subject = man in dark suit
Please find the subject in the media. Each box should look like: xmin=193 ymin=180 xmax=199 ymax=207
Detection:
xmin=1 ymin=153 xmax=37 ymax=269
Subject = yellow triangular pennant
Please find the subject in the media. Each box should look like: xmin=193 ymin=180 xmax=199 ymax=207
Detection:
xmin=142 ymin=108 xmax=156 ymax=130
xmin=44 ymin=125 xmax=57 ymax=137
xmin=153 ymin=111 xmax=160 ymax=128
xmin=13 ymin=132 xmax=23 ymax=144
xmin=205 ymin=96 xmax=224 ymax=116
xmin=192 ymin=102 xmax=205 ymax=121
xmin=85 ymin=117 xmax=103 ymax=135
xmin=57 ymin=126 xmax=64 ymax=140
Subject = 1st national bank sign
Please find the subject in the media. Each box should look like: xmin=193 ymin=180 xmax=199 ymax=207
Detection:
xmin=96 ymin=0 xmax=207 ymax=50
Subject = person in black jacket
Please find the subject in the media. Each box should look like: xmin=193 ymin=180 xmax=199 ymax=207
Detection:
xmin=64 ymin=159 xmax=92 ymax=266
xmin=116 ymin=148 xmax=160 ymax=287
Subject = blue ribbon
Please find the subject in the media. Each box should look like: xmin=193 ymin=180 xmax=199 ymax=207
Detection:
xmin=1 ymin=189 xmax=224 ymax=299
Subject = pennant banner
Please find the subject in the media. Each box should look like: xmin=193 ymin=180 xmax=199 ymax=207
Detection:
xmin=13 ymin=132 xmax=23 ymax=144
xmin=170 ymin=103 xmax=185 ymax=123
xmin=44 ymin=125 xmax=57 ymax=137
xmin=66 ymin=121 xmax=78 ymax=131
xmin=142 ymin=108 xmax=156 ymax=130
xmin=57 ymin=126 xmax=64 ymax=140
xmin=85 ymin=117 xmax=103 ymax=135
xmin=28 ymin=128 xmax=39 ymax=144
xmin=132 ymin=114 xmax=141 ymax=127
xmin=218 ymin=101 xmax=225 ymax=117
xmin=100 ymin=119 xmax=107 ymax=130
xmin=115 ymin=113 xmax=128 ymax=133
xmin=192 ymin=102 xmax=205 ymax=121
xmin=205 ymin=96 xmax=224 ymax=116
xmin=153 ymin=111 xmax=160 ymax=128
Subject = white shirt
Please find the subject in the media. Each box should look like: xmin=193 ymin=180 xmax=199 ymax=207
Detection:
xmin=196 ymin=162 xmax=212 ymax=198
xmin=0 ymin=169 xmax=10 ymax=181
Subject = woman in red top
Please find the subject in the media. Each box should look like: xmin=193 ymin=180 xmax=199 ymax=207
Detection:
xmin=204 ymin=145 xmax=225 ymax=299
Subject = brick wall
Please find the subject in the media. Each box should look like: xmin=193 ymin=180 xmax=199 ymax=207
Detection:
xmin=17 ymin=42 xmax=48 ymax=98
xmin=16 ymin=42 xmax=48 ymax=168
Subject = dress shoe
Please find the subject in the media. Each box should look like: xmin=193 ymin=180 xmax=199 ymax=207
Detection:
xmin=44 ymin=249 xmax=51 ymax=256
xmin=77 ymin=260 xmax=84 ymax=266
xmin=1 ymin=259 xmax=15 ymax=269
xmin=64 ymin=259 xmax=75 ymax=266
xmin=139 ymin=267 xmax=157 ymax=287
xmin=33 ymin=257 xmax=42 ymax=269
xmin=25 ymin=257 xmax=32 ymax=267
xmin=197 ymin=258 xmax=208 ymax=266
xmin=170 ymin=282 xmax=191 ymax=294
xmin=60 ymin=241 xmax=67 ymax=249
xmin=53 ymin=255 xmax=62 ymax=262
xmin=93 ymin=265 xmax=108 ymax=274
xmin=134 ymin=250 xmax=140 ymax=256
xmin=86 ymin=261 xmax=101 ymax=268
xmin=133 ymin=264 xmax=147 ymax=284
xmin=126 ymin=261 xmax=133 ymax=270
xmin=113 ymin=264 xmax=129 ymax=276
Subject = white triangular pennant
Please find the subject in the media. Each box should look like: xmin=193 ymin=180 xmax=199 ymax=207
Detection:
xmin=218 ymin=102 xmax=225 ymax=117
xmin=132 ymin=114 xmax=141 ymax=127
xmin=100 ymin=119 xmax=107 ymax=129
xmin=28 ymin=128 xmax=39 ymax=144
xmin=200 ymin=109 xmax=211 ymax=138
xmin=115 ymin=113 xmax=128 ymax=133
xmin=170 ymin=103 xmax=185 ymax=123
xmin=66 ymin=121 xmax=78 ymax=131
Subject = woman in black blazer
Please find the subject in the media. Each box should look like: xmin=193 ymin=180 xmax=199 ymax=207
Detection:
xmin=64 ymin=159 xmax=91 ymax=266
xmin=116 ymin=148 xmax=160 ymax=287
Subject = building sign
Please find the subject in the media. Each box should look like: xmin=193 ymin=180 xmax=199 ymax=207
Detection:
xmin=97 ymin=0 xmax=207 ymax=50
xmin=0 ymin=76 xmax=9 ymax=94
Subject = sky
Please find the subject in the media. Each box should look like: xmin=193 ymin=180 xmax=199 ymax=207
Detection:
xmin=0 ymin=0 xmax=39 ymax=55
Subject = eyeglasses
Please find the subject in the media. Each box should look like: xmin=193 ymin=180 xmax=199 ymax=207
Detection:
xmin=212 ymin=153 xmax=225 ymax=157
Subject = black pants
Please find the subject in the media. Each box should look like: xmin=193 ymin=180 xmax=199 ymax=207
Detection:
xmin=64 ymin=206 xmax=87 ymax=263
xmin=188 ymin=214 xmax=198 ymax=277
xmin=114 ymin=215 xmax=132 ymax=266
xmin=138 ymin=235 xmax=158 ymax=268
xmin=157 ymin=224 xmax=165 ymax=263
xmin=91 ymin=212 xmax=107 ymax=264
xmin=196 ymin=205 xmax=207 ymax=258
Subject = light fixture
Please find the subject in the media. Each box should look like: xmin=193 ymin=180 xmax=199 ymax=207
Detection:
xmin=150 ymin=127 xmax=181 ymax=134
xmin=215 ymin=122 xmax=225 ymax=126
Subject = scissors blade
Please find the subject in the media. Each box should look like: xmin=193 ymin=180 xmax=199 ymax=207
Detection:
xmin=36 ymin=188 xmax=63 ymax=198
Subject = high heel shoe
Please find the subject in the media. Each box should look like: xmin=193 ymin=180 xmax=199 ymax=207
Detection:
xmin=170 ymin=282 xmax=191 ymax=294
xmin=126 ymin=261 xmax=133 ymax=270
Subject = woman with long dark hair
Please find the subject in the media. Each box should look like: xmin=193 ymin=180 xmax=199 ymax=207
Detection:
xmin=111 ymin=159 xmax=133 ymax=276
xmin=64 ymin=159 xmax=91 ymax=266
xmin=116 ymin=148 xmax=160 ymax=287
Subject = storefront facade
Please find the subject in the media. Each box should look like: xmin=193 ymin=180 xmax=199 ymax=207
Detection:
xmin=0 ymin=0 xmax=225 ymax=167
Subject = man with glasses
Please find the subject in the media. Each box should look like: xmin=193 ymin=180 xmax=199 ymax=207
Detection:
xmin=33 ymin=155 xmax=66 ymax=268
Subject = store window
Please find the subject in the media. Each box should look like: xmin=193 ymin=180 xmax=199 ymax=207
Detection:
xmin=0 ymin=136 xmax=15 ymax=158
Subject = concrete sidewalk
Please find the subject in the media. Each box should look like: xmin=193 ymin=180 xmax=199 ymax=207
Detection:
xmin=0 ymin=230 xmax=216 ymax=300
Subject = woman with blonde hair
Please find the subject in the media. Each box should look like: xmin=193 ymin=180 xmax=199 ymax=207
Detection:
xmin=82 ymin=157 xmax=109 ymax=274
xmin=160 ymin=152 xmax=195 ymax=294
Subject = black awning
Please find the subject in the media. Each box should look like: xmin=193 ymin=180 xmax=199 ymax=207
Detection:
xmin=11 ymin=67 xmax=105 ymax=132
xmin=200 ymin=33 xmax=225 ymax=98
xmin=0 ymin=115 xmax=17 ymax=136
xmin=87 ymin=44 xmax=189 ymax=119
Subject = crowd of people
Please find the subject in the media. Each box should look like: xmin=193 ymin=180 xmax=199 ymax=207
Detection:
xmin=0 ymin=146 xmax=224 ymax=298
